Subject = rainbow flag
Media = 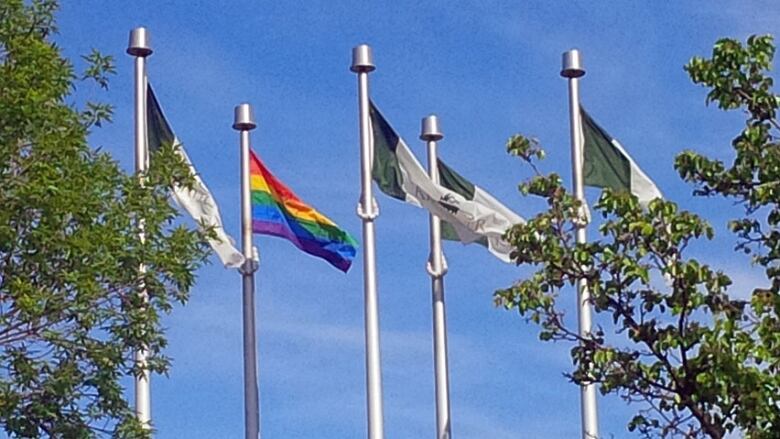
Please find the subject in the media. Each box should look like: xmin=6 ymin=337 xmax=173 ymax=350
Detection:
xmin=250 ymin=150 xmax=357 ymax=272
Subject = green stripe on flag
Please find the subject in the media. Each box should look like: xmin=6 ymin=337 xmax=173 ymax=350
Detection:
xmin=581 ymin=108 xmax=631 ymax=193
xmin=369 ymin=102 xmax=407 ymax=201
xmin=147 ymin=86 xmax=175 ymax=152
xmin=438 ymin=159 xmax=476 ymax=200
xmin=440 ymin=221 xmax=488 ymax=246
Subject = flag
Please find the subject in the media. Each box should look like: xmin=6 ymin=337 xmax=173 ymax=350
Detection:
xmin=146 ymin=85 xmax=245 ymax=268
xmin=437 ymin=159 xmax=500 ymax=248
xmin=369 ymin=101 xmax=524 ymax=262
xmin=250 ymin=150 xmax=357 ymax=272
xmin=580 ymin=107 xmax=662 ymax=205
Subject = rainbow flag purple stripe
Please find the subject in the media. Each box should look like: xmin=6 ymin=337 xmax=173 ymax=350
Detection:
xmin=250 ymin=150 xmax=357 ymax=272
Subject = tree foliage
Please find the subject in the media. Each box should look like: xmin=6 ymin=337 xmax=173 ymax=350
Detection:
xmin=0 ymin=1 xmax=210 ymax=437
xmin=497 ymin=35 xmax=780 ymax=438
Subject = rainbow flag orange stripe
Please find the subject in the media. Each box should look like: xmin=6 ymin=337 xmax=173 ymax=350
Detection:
xmin=250 ymin=150 xmax=357 ymax=272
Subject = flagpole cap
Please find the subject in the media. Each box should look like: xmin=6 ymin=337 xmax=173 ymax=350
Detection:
xmin=420 ymin=114 xmax=443 ymax=141
xmin=127 ymin=27 xmax=153 ymax=57
xmin=232 ymin=103 xmax=257 ymax=131
xmin=350 ymin=44 xmax=376 ymax=73
xmin=561 ymin=49 xmax=585 ymax=78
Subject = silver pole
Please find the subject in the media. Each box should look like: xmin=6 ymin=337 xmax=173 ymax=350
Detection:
xmin=351 ymin=44 xmax=385 ymax=439
xmin=561 ymin=49 xmax=600 ymax=439
xmin=420 ymin=115 xmax=452 ymax=439
xmin=233 ymin=104 xmax=261 ymax=439
xmin=127 ymin=26 xmax=152 ymax=428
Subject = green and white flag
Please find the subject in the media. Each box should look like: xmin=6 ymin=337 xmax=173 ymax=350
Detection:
xmin=147 ymin=85 xmax=245 ymax=268
xmin=581 ymin=107 xmax=662 ymax=205
xmin=369 ymin=101 xmax=524 ymax=262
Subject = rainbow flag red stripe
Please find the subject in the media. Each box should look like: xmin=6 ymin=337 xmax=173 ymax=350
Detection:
xmin=250 ymin=150 xmax=357 ymax=272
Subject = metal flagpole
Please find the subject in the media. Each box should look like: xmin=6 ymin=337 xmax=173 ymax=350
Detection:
xmin=420 ymin=115 xmax=452 ymax=439
xmin=561 ymin=49 xmax=600 ymax=439
xmin=127 ymin=26 xmax=153 ymax=428
xmin=234 ymin=104 xmax=261 ymax=439
xmin=350 ymin=44 xmax=386 ymax=439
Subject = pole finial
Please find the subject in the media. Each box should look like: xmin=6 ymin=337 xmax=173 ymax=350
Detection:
xmin=127 ymin=27 xmax=153 ymax=57
xmin=420 ymin=114 xmax=443 ymax=141
xmin=351 ymin=44 xmax=376 ymax=73
xmin=233 ymin=103 xmax=257 ymax=131
xmin=561 ymin=49 xmax=585 ymax=78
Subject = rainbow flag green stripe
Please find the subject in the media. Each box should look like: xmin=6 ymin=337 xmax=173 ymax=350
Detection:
xmin=250 ymin=150 xmax=357 ymax=272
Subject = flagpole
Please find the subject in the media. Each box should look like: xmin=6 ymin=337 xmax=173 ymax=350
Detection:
xmin=127 ymin=27 xmax=152 ymax=428
xmin=351 ymin=44 xmax=386 ymax=439
xmin=420 ymin=115 xmax=452 ymax=439
xmin=561 ymin=49 xmax=600 ymax=439
xmin=233 ymin=103 xmax=261 ymax=439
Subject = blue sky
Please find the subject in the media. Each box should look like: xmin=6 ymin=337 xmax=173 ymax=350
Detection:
xmin=51 ymin=1 xmax=780 ymax=438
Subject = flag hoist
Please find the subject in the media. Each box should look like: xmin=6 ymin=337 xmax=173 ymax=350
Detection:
xmin=127 ymin=26 xmax=152 ymax=429
xmin=351 ymin=44 xmax=386 ymax=439
xmin=233 ymin=103 xmax=261 ymax=439
xmin=561 ymin=49 xmax=600 ymax=439
xmin=420 ymin=115 xmax=452 ymax=439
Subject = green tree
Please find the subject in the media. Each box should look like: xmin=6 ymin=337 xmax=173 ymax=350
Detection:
xmin=497 ymin=35 xmax=780 ymax=438
xmin=0 ymin=1 xmax=209 ymax=437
